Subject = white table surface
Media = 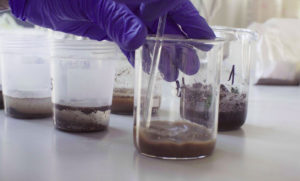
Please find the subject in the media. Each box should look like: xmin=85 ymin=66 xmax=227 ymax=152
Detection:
xmin=0 ymin=86 xmax=299 ymax=181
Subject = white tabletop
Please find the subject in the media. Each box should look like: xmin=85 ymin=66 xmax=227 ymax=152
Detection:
xmin=0 ymin=86 xmax=299 ymax=181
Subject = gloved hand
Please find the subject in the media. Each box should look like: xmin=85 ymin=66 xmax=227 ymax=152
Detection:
xmin=9 ymin=0 xmax=215 ymax=81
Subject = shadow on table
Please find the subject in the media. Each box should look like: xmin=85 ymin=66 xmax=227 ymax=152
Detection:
xmin=52 ymin=125 xmax=127 ymax=157
xmin=216 ymin=127 xmax=246 ymax=155
xmin=54 ymin=126 xmax=127 ymax=140
xmin=218 ymin=128 xmax=245 ymax=137
xmin=4 ymin=115 xmax=52 ymax=127
xmin=132 ymin=150 xmax=221 ymax=180
xmin=238 ymin=123 xmax=278 ymax=139
xmin=131 ymin=128 xmax=247 ymax=179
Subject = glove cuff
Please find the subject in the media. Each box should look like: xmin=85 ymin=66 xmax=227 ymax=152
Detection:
xmin=9 ymin=0 xmax=27 ymax=21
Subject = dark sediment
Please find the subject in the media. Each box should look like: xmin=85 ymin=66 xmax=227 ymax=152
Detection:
xmin=54 ymin=104 xmax=111 ymax=132
xmin=218 ymin=84 xmax=247 ymax=131
xmin=180 ymin=83 xmax=213 ymax=127
xmin=0 ymin=91 xmax=4 ymax=109
xmin=4 ymin=95 xmax=52 ymax=119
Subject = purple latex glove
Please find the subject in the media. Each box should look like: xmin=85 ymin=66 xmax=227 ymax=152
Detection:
xmin=142 ymin=37 xmax=205 ymax=82
xmin=9 ymin=0 xmax=215 ymax=81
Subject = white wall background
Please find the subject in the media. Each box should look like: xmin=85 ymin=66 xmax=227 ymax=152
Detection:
xmin=191 ymin=0 xmax=300 ymax=28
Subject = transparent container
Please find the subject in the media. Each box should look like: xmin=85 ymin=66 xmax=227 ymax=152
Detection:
xmin=213 ymin=27 xmax=257 ymax=131
xmin=134 ymin=36 xmax=224 ymax=159
xmin=0 ymin=54 xmax=3 ymax=109
xmin=112 ymin=56 xmax=162 ymax=115
xmin=0 ymin=30 xmax=52 ymax=119
xmin=112 ymin=55 xmax=135 ymax=115
xmin=0 ymin=30 xmax=4 ymax=109
xmin=51 ymin=39 xmax=118 ymax=132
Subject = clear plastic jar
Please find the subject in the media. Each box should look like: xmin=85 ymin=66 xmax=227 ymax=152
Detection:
xmin=214 ymin=27 xmax=258 ymax=131
xmin=0 ymin=30 xmax=52 ymax=119
xmin=51 ymin=39 xmax=118 ymax=132
xmin=112 ymin=56 xmax=161 ymax=115
xmin=134 ymin=36 xmax=224 ymax=159
xmin=112 ymin=56 xmax=135 ymax=115
xmin=0 ymin=56 xmax=3 ymax=109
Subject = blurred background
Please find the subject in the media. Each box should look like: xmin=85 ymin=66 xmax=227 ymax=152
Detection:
xmin=2 ymin=0 xmax=299 ymax=30
xmin=191 ymin=0 xmax=300 ymax=27
xmin=1 ymin=0 xmax=300 ymax=86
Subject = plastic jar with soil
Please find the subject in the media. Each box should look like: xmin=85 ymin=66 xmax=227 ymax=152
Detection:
xmin=0 ymin=32 xmax=6 ymax=109
xmin=0 ymin=57 xmax=4 ymax=109
xmin=134 ymin=36 xmax=224 ymax=159
xmin=112 ymin=58 xmax=135 ymax=115
xmin=51 ymin=39 xmax=118 ymax=132
xmin=0 ymin=30 xmax=52 ymax=119
xmin=214 ymin=27 xmax=257 ymax=131
xmin=112 ymin=56 xmax=162 ymax=115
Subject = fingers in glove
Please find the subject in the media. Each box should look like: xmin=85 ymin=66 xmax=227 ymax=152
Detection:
xmin=159 ymin=45 xmax=179 ymax=82
xmin=145 ymin=17 xmax=185 ymax=36
xmin=141 ymin=41 xmax=179 ymax=82
xmin=168 ymin=0 xmax=215 ymax=39
xmin=92 ymin=0 xmax=147 ymax=51
xmin=174 ymin=44 xmax=200 ymax=75
xmin=114 ymin=0 xmax=162 ymax=4
xmin=139 ymin=0 xmax=184 ymax=21
xmin=121 ymin=49 xmax=135 ymax=67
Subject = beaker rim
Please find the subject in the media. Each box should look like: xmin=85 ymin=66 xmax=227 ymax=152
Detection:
xmin=145 ymin=35 xmax=225 ymax=45
xmin=212 ymin=26 xmax=259 ymax=40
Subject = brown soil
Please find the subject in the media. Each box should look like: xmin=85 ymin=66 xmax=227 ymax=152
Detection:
xmin=134 ymin=121 xmax=216 ymax=158
xmin=4 ymin=95 xmax=52 ymax=119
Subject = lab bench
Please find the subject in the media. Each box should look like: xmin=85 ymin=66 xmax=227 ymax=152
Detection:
xmin=0 ymin=86 xmax=299 ymax=181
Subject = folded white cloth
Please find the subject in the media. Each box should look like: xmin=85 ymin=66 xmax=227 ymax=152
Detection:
xmin=249 ymin=18 xmax=300 ymax=85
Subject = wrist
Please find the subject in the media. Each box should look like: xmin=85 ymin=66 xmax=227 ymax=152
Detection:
xmin=0 ymin=0 xmax=9 ymax=11
xmin=8 ymin=0 xmax=27 ymax=20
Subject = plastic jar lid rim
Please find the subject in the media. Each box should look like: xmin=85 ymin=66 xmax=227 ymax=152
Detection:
xmin=51 ymin=39 xmax=119 ymax=55
xmin=0 ymin=29 xmax=49 ymax=49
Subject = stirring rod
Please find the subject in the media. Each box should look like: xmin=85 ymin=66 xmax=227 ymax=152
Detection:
xmin=145 ymin=15 xmax=167 ymax=128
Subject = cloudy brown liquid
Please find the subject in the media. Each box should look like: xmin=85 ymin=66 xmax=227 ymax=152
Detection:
xmin=112 ymin=95 xmax=134 ymax=115
xmin=4 ymin=95 xmax=52 ymax=119
xmin=134 ymin=121 xmax=215 ymax=158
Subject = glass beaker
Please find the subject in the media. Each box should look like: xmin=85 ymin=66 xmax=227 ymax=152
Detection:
xmin=0 ymin=30 xmax=52 ymax=119
xmin=134 ymin=36 xmax=224 ymax=159
xmin=51 ymin=39 xmax=118 ymax=132
xmin=213 ymin=27 xmax=257 ymax=131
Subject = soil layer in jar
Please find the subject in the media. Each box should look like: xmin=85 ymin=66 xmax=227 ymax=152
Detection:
xmin=218 ymin=84 xmax=247 ymax=131
xmin=180 ymin=83 xmax=213 ymax=128
xmin=0 ymin=91 xmax=4 ymax=109
xmin=112 ymin=88 xmax=134 ymax=115
xmin=4 ymin=95 xmax=52 ymax=119
xmin=134 ymin=121 xmax=216 ymax=158
xmin=112 ymin=92 xmax=161 ymax=115
xmin=112 ymin=95 xmax=134 ymax=115
xmin=54 ymin=104 xmax=111 ymax=132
